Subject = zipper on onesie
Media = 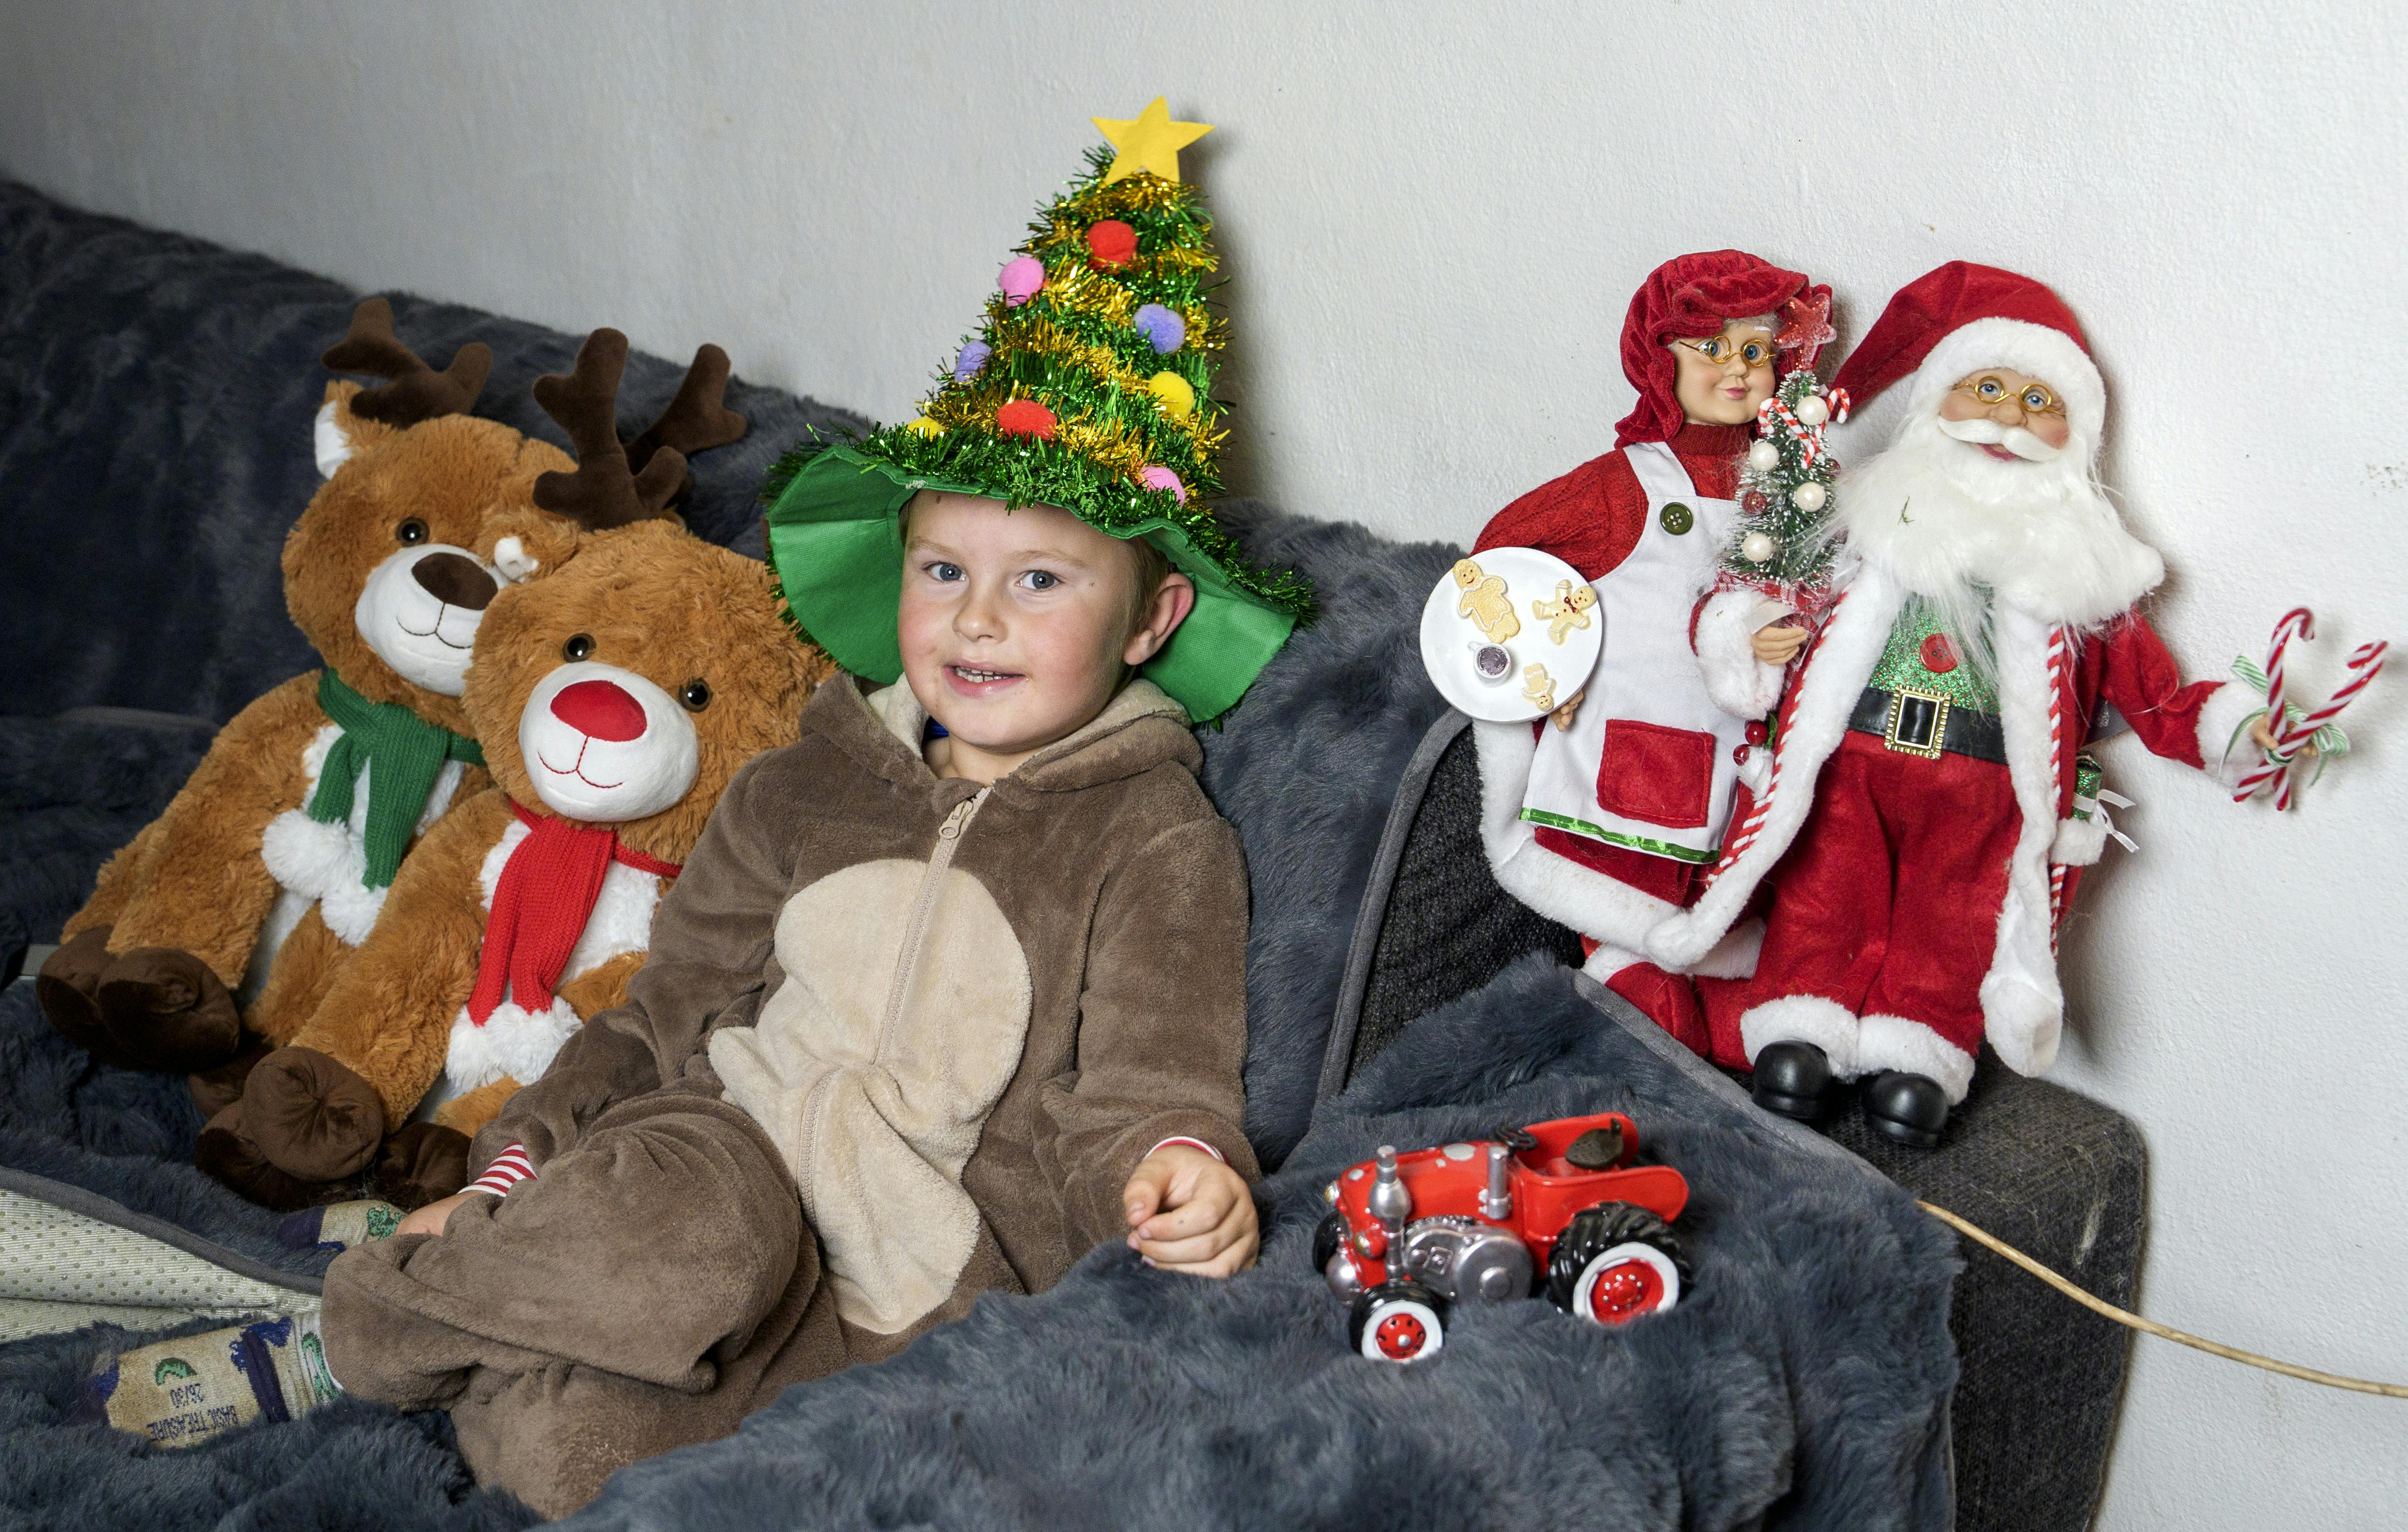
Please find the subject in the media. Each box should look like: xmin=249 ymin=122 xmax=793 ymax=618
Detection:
xmin=876 ymin=790 xmax=988 ymax=1054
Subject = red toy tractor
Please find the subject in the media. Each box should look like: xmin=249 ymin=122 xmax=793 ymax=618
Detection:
xmin=1313 ymin=1111 xmax=1690 ymax=1363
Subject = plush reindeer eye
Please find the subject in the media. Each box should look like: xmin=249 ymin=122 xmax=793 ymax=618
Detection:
xmin=562 ymin=634 xmax=596 ymax=662
xmin=396 ymin=518 xmax=430 ymax=545
xmin=679 ymin=679 xmax=712 ymax=712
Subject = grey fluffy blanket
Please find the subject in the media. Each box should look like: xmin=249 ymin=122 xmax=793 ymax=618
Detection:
xmin=570 ymin=957 xmax=1959 ymax=1530
xmin=1 ymin=960 xmax=1956 ymax=1531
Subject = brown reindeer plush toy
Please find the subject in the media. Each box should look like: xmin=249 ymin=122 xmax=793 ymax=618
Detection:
xmin=36 ymin=301 xmax=539 ymax=1081
xmin=198 ymin=330 xmax=834 ymax=1209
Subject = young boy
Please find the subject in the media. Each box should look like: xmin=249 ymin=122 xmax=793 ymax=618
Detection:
xmin=87 ymin=111 xmax=1315 ymax=1516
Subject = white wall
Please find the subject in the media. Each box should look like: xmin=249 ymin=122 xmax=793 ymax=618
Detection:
xmin=4 ymin=0 xmax=2402 ymax=1521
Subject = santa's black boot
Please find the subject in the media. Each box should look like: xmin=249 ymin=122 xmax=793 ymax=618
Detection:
xmin=1750 ymin=1042 xmax=1833 ymax=1123
xmin=1861 ymin=1072 xmax=1949 ymax=1149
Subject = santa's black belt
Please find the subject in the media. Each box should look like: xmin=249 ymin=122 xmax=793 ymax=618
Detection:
xmin=1848 ymin=686 xmax=2007 ymax=763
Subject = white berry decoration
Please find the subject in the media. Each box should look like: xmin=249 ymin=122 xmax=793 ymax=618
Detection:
xmin=1790 ymin=480 xmax=1828 ymax=512
xmin=1747 ymin=440 xmax=1781 ymax=472
xmin=1795 ymin=394 xmax=1831 ymax=427
xmin=1741 ymin=531 xmax=1778 ymax=563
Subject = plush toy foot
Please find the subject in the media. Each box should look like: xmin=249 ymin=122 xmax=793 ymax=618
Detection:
xmin=370 ymin=1123 xmax=473 ymax=1210
xmin=94 ymin=947 xmax=242 ymax=1073
xmin=1861 ymin=1072 xmax=1950 ymax=1149
xmin=1750 ymin=1041 xmax=1834 ymax=1122
xmin=195 ymin=1101 xmax=330 ymax=1211
xmin=36 ymin=928 xmax=134 ymax=1067
xmin=188 ymin=1035 xmax=274 ymax=1118
xmin=240 ymin=1047 xmax=388 ymax=1183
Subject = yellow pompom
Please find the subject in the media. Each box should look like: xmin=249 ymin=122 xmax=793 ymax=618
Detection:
xmin=1147 ymin=371 xmax=1196 ymax=421
xmin=903 ymin=416 xmax=943 ymax=438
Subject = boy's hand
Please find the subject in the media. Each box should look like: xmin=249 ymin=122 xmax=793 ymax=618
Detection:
xmin=1123 ymin=1145 xmax=1257 ymax=1278
xmin=394 ymin=1191 xmax=476 ymax=1239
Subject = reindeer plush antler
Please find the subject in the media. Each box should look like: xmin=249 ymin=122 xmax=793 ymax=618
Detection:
xmin=626 ymin=344 xmax=748 ymax=477
xmin=533 ymin=330 xmax=748 ymax=529
xmin=322 ymin=298 xmax=493 ymax=424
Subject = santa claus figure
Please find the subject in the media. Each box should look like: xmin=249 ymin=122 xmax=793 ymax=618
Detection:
xmin=1472 ymin=251 xmax=1831 ymax=1051
xmin=1648 ymin=262 xmax=2271 ymax=1145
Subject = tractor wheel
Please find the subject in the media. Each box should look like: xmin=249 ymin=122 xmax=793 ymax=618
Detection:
xmin=1349 ymin=1280 xmax=1449 ymax=1363
xmin=1547 ymin=1201 xmax=1689 ymax=1327
xmin=1312 ymin=1211 xmax=1345 ymax=1274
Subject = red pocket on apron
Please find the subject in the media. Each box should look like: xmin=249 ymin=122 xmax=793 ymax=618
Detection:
xmin=1595 ymin=719 xmax=1714 ymax=829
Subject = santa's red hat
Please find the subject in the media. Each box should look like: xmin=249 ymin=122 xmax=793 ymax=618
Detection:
xmin=1615 ymin=251 xmax=1829 ymax=448
xmin=1832 ymin=262 xmax=2107 ymax=447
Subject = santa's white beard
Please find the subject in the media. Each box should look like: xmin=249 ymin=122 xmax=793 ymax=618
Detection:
xmin=1833 ymin=406 xmax=2165 ymax=631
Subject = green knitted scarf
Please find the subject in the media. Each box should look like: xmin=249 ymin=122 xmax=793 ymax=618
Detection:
xmin=306 ymin=670 xmax=485 ymax=889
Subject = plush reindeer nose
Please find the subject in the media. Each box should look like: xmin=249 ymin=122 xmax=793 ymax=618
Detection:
xmin=411 ymin=551 xmax=499 ymax=611
xmin=549 ymin=678 xmax=648 ymax=742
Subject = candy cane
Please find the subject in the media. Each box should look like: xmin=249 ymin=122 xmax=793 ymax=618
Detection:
xmin=2231 ymin=610 xmax=2315 ymax=804
xmin=2271 ymin=640 xmax=2386 ymax=809
xmin=2233 ymin=610 xmax=2387 ymax=809
xmin=2276 ymin=640 xmax=2386 ymax=753
xmin=2263 ymin=609 xmax=2313 ymax=739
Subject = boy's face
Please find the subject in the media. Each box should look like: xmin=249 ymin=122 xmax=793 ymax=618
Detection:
xmin=898 ymin=492 xmax=1192 ymax=774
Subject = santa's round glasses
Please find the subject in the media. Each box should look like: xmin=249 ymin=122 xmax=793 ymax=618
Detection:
xmin=1674 ymin=334 xmax=1777 ymax=371
xmin=1953 ymin=374 xmax=2065 ymax=418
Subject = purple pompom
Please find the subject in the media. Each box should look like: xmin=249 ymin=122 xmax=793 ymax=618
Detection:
xmin=1138 ymin=466 xmax=1185 ymax=503
xmin=998 ymin=256 xmax=1044 ymax=306
xmin=954 ymin=340 xmax=992 ymax=381
xmin=1133 ymin=303 xmax=1186 ymax=354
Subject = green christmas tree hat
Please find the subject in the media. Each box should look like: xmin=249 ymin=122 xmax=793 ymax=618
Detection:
xmin=763 ymin=98 xmax=1315 ymax=723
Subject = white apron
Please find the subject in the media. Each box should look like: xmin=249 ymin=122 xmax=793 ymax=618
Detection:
xmin=1520 ymin=441 xmax=1747 ymax=865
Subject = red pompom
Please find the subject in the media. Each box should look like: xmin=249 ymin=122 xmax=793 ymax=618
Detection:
xmin=995 ymin=399 xmax=1058 ymax=440
xmin=1085 ymin=220 xmax=1139 ymax=270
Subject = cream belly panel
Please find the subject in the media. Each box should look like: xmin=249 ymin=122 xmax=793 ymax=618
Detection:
xmin=711 ymin=856 xmax=1032 ymax=1335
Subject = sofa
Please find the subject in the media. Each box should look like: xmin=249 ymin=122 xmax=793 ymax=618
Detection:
xmin=0 ymin=179 xmax=2141 ymax=1530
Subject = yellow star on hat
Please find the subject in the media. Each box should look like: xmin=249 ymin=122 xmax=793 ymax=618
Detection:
xmin=1092 ymin=97 xmax=1213 ymax=185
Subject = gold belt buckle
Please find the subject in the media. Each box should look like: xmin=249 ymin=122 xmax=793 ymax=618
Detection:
xmin=1884 ymin=687 xmax=1951 ymax=758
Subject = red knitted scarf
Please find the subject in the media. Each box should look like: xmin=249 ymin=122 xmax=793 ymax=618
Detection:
xmin=465 ymin=800 xmax=681 ymax=1025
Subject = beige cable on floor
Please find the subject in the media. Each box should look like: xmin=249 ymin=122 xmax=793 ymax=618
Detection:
xmin=1919 ymin=1201 xmax=2408 ymax=1399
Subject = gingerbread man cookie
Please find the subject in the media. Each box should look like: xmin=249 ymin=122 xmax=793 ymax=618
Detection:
xmin=1530 ymin=579 xmax=1596 ymax=645
xmin=1452 ymin=558 xmax=1520 ymax=643
xmin=1521 ymin=663 xmax=1556 ymax=712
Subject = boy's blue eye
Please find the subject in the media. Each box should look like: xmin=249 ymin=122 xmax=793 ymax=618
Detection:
xmin=930 ymin=561 xmax=963 ymax=582
xmin=1024 ymin=570 xmax=1059 ymax=591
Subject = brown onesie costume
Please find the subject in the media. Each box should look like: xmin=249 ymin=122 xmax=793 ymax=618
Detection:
xmin=320 ymin=675 xmax=1257 ymax=1516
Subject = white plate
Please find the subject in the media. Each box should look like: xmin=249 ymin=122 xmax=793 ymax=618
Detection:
xmin=1419 ymin=547 xmax=1603 ymax=722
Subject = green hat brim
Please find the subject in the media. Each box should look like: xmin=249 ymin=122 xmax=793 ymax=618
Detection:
xmin=766 ymin=443 xmax=1298 ymax=724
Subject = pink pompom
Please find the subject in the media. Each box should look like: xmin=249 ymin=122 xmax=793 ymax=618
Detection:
xmin=997 ymin=256 xmax=1044 ymax=306
xmin=1138 ymin=466 xmax=1185 ymax=503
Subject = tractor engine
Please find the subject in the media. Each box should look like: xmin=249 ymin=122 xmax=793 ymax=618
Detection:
xmin=1397 ymin=1215 xmax=1535 ymax=1303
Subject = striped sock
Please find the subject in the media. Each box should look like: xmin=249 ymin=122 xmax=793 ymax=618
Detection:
xmin=75 ymin=1307 xmax=341 ymax=1446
